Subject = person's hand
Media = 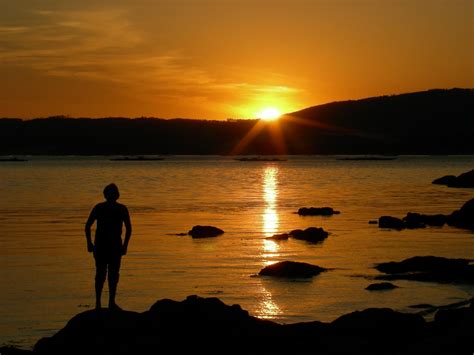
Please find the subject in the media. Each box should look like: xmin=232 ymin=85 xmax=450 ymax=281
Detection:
xmin=121 ymin=245 xmax=128 ymax=256
xmin=87 ymin=242 xmax=94 ymax=253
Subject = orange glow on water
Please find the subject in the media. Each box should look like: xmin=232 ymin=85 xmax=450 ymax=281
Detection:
xmin=262 ymin=166 xmax=279 ymax=237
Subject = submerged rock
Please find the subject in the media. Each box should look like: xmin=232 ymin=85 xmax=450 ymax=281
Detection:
xmin=432 ymin=169 xmax=474 ymax=188
xmin=259 ymin=261 xmax=327 ymax=278
xmin=289 ymin=227 xmax=329 ymax=243
xmin=375 ymin=256 xmax=474 ymax=284
xmin=365 ymin=282 xmax=398 ymax=291
xmin=297 ymin=207 xmax=340 ymax=216
xmin=188 ymin=225 xmax=224 ymax=238
xmin=266 ymin=233 xmax=290 ymax=241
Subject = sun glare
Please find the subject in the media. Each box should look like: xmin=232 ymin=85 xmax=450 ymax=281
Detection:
xmin=258 ymin=108 xmax=281 ymax=121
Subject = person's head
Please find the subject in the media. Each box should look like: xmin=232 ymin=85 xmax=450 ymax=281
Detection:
xmin=103 ymin=183 xmax=120 ymax=202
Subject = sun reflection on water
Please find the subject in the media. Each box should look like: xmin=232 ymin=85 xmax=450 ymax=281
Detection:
xmin=256 ymin=288 xmax=282 ymax=320
xmin=257 ymin=165 xmax=282 ymax=319
xmin=262 ymin=166 xmax=279 ymax=237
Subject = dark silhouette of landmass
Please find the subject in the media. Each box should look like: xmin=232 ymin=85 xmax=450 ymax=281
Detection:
xmin=1 ymin=88 xmax=472 ymax=155
xmin=1 ymin=295 xmax=472 ymax=354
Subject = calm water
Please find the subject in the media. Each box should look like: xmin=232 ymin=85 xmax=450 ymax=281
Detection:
xmin=1 ymin=155 xmax=473 ymax=348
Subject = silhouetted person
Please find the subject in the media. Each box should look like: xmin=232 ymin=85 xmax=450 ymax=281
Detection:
xmin=85 ymin=183 xmax=132 ymax=310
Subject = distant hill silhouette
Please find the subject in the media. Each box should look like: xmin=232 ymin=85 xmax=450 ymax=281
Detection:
xmin=1 ymin=88 xmax=472 ymax=155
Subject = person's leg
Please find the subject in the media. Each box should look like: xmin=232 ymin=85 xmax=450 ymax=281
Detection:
xmin=107 ymin=254 xmax=122 ymax=309
xmin=94 ymin=257 xmax=107 ymax=310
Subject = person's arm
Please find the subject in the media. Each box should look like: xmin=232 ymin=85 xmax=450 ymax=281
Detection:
xmin=85 ymin=206 xmax=97 ymax=253
xmin=122 ymin=207 xmax=132 ymax=255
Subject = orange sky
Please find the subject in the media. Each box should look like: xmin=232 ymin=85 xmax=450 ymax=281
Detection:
xmin=0 ymin=0 xmax=473 ymax=119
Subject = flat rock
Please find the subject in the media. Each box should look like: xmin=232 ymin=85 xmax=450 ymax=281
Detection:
xmin=289 ymin=227 xmax=329 ymax=243
xmin=188 ymin=225 xmax=224 ymax=238
xmin=297 ymin=207 xmax=340 ymax=216
xmin=259 ymin=261 xmax=327 ymax=278
xmin=365 ymin=282 xmax=398 ymax=291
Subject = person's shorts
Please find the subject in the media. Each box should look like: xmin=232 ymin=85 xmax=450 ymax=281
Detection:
xmin=94 ymin=247 xmax=122 ymax=275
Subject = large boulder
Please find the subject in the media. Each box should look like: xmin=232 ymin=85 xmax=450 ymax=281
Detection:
xmin=375 ymin=256 xmax=474 ymax=284
xmin=259 ymin=261 xmax=327 ymax=278
xmin=188 ymin=225 xmax=224 ymax=238
xmin=289 ymin=227 xmax=329 ymax=243
xmin=432 ymin=169 xmax=474 ymax=188
xmin=34 ymin=296 xmax=279 ymax=355
xmin=297 ymin=207 xmax=340 ymax=216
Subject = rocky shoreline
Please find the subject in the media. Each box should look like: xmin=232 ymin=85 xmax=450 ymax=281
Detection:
xmin=1 ymin=295 xmax=472 ymax=355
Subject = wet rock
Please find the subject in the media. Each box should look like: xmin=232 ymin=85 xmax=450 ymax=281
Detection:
xmin=289 ymin=227 xmax=329 ymax=243
xmin=433 ymin=169 xmax=474 ymax=188
xmin=447 ymin=198 xmax=474 ymax=230
xmin=297 ymin=207 xmax=340 ymax=216
xmin=378 ymin=216 xmax=405 ymax=230
xmin=266 ymin=233 xmax=290 ymax=241
xmin=188 ymin=225 xmax=224 ymax=238
xmin=375 ymin=256 xmax=474 ymax=284
xmin=365 ymin=282 xmax=398 ymax=291
xmin=259 ymin=261 xmax=327 ymax=278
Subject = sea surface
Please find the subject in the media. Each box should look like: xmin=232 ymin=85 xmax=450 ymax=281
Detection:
xmin=1 ymin=155 xmax=473 ymax=349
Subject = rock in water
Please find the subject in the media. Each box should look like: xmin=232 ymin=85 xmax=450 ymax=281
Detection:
xmin=432 ymin=169 xmax=474 ymax=188
xmin=289 ymin=227 xmax=329 ymax=242
xmin=374 ymin=256 xmax=474 ymax=284
xmin=266 ymin=233 xmax=290 ymax=241
xmin=432 ymin=175 xmax=457 ymax=186
xmin=297 ymin=207 xmax=340 ymax=216
xmin=365 ymin=282 xmax=398 ymax=291
xmin=188 ymin=225 xmax=224 ymax=238
xmin=378 ymin=216 xmax=405 ymax=230
xmin=447 ymin=198 xmax=474 ymax=230
xmin=259 ymin=261 xmax=327 ymax=278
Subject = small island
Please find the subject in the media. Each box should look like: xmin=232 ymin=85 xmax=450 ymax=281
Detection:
xmin=110 ymin=156 xmax=164 ymax=161
xmin=235 ymin=157 xmax=287 ymax=162
xmin=0 ymin=157 xmax=28 ymax=162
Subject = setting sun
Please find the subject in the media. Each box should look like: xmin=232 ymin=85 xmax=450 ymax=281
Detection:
xmin=258 ymin=108 xmax=281 ymax=121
